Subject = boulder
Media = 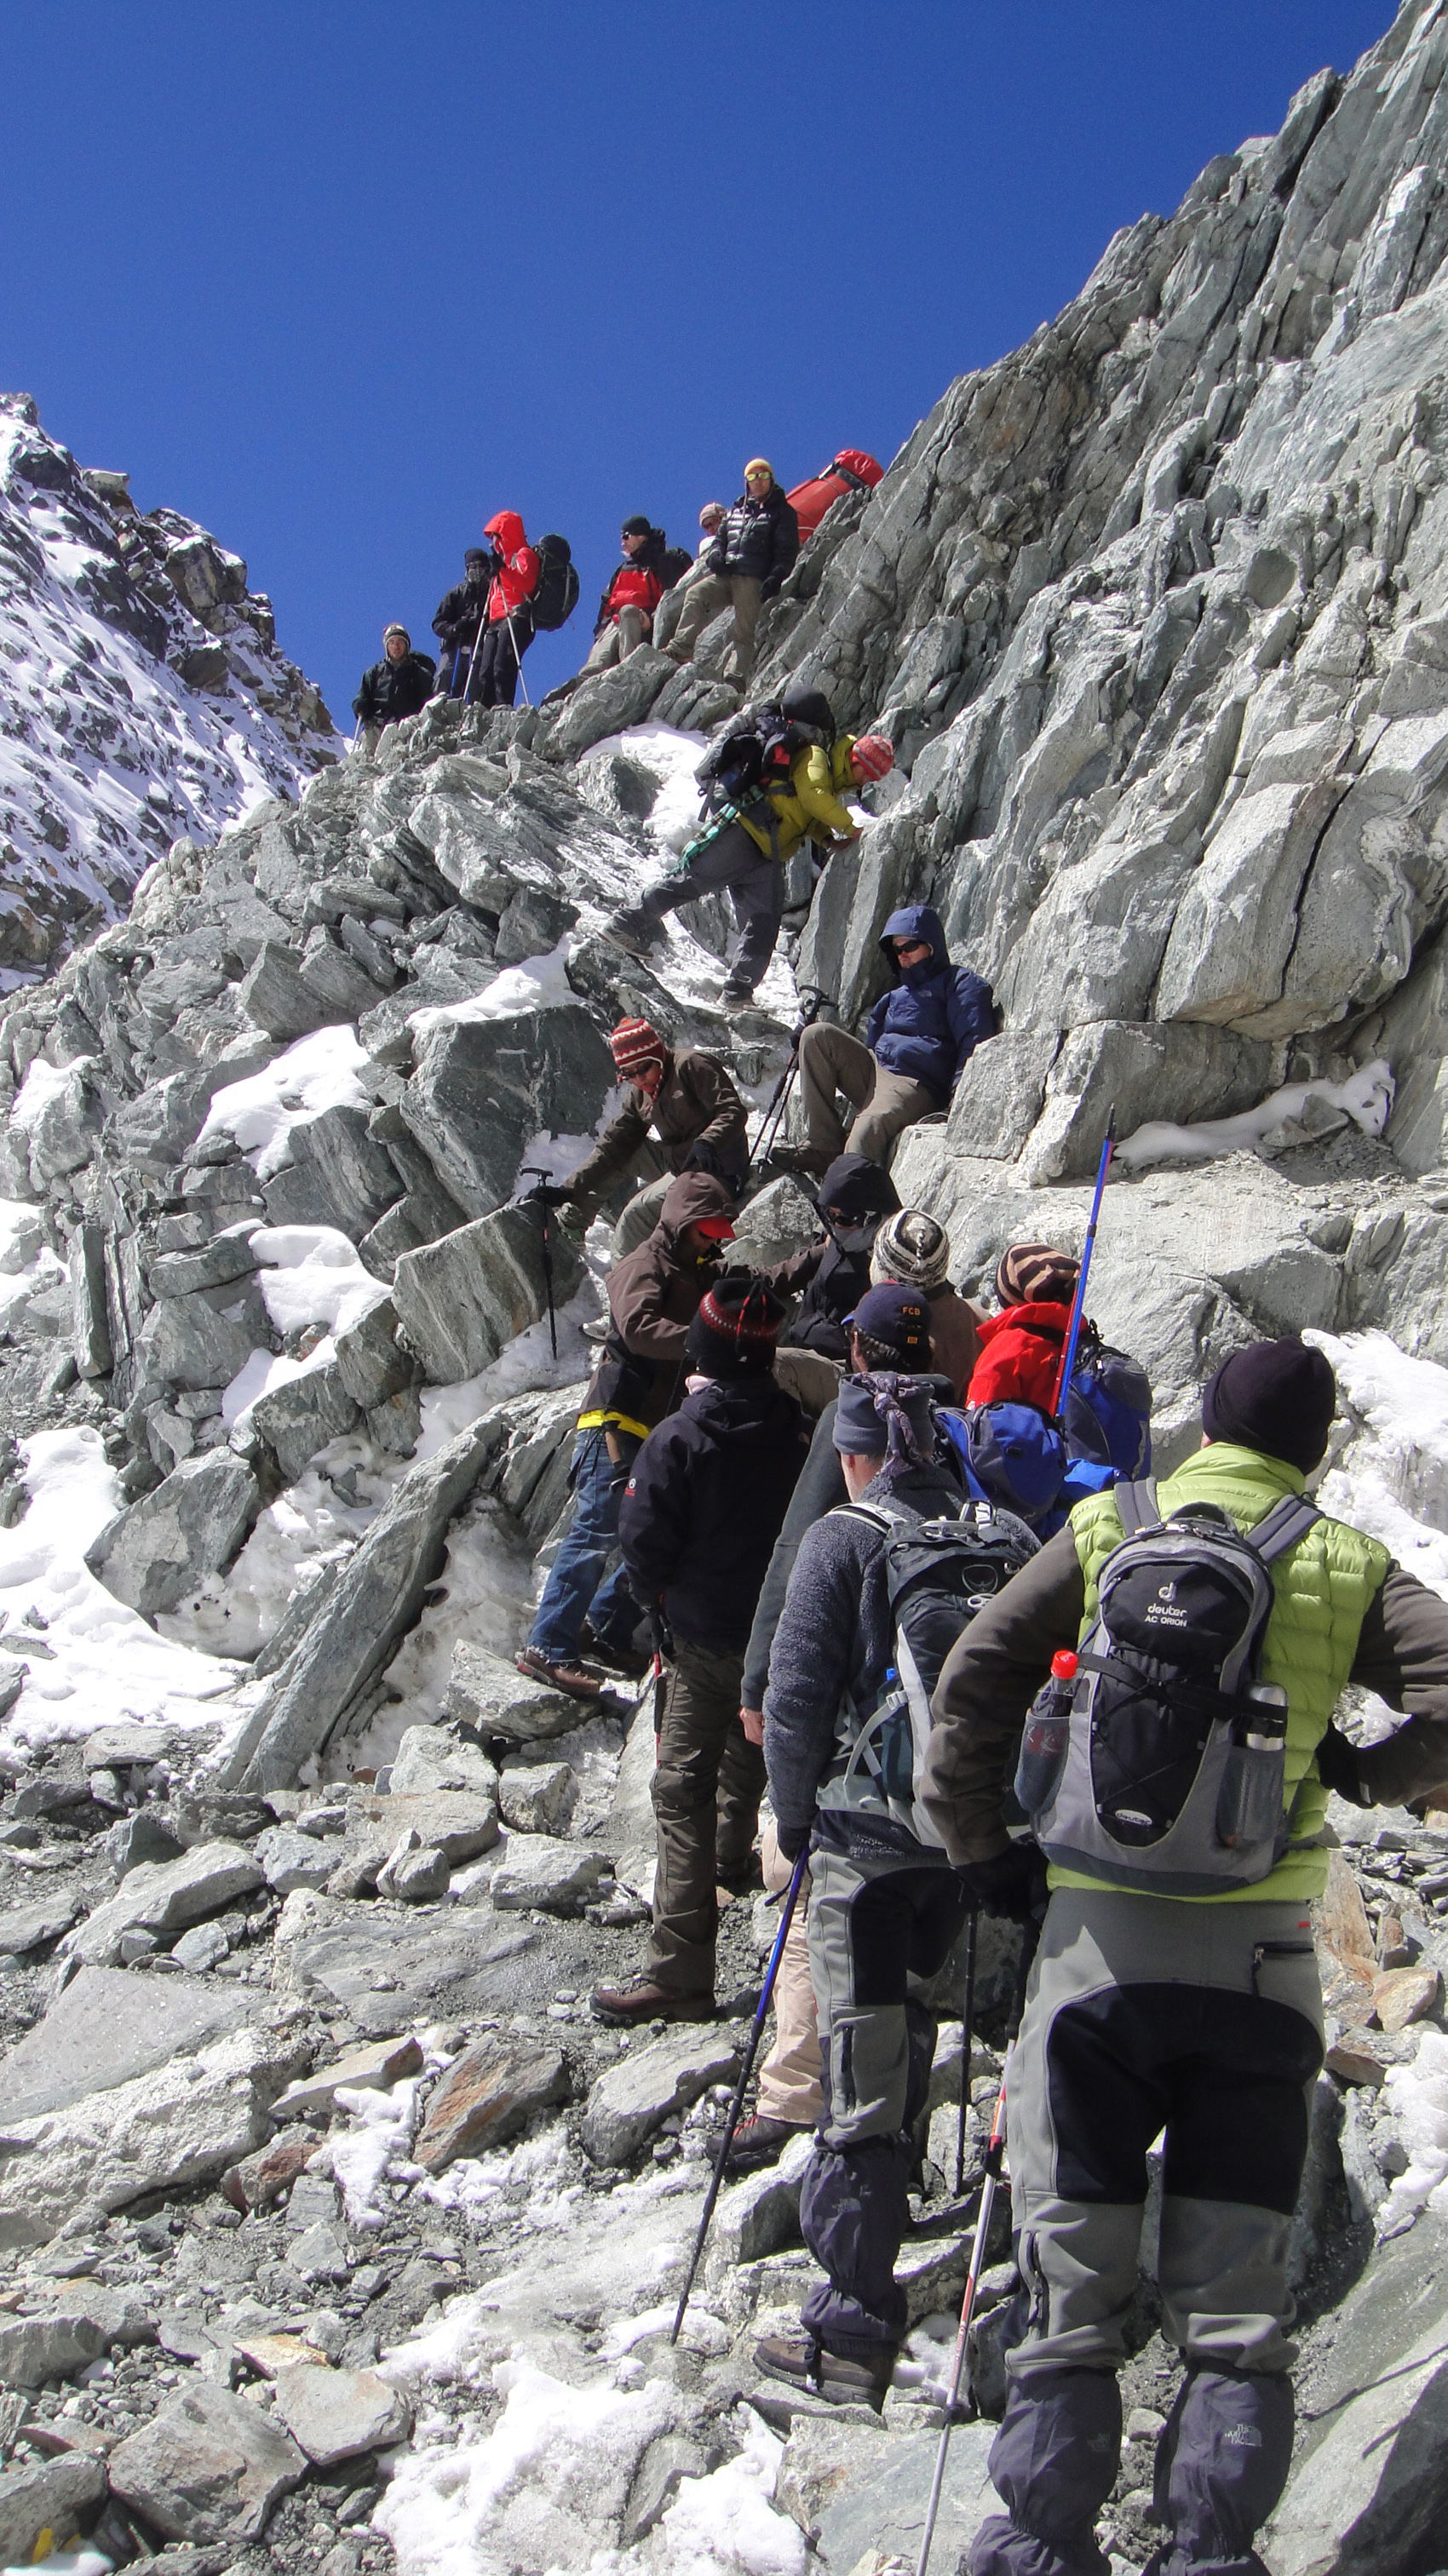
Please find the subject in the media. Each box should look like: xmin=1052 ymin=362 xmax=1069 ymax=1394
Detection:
xmin=254 ymin=1824 xmax=336 ymax=1895
xmin=412 ymin=2031 xmax=570 ymax=2171
xmin=219 ymin=1408 xmax=510 ymax=1792
xmin=498 ymin=1758 xmax=577 ymax=1834
xmin=273 ymin=1901 xmax=537 ymax=2040
xmin=149 ymin=1223 xmax=261 ymax=1297
xmin=348 ymin=1788 xmax=499 ymax=1862
xmin=334 ymin=1294 xmax=416 ymax=1409
xmin=728 ymin=1173 xmax=822 ymax=1267
xmin=399 ymin=1005 xmax=615 ymax=1221
xmin=374 ymin=1829 xmax=450 ymax=1902
xmin=0 ymin=1964 xmax=254 ymax=2123
xmin=582 ymin=2025 xmax=743 ymax=2166
xmin=107 ymin=2379 xmax=307 ymax=2543
xmin=0 ymin=1884 xmax=83 ymax=1953
xmin=272 ymin=2033 xmax=423 ymax=2123
xmin=63 ymin=1839 xmax=266 ymax=1968
xmin=490 ymin=1835 xmax=608 ymax=1913
xmin=85 ymin=1448 xmax=261 ymax=1620
xmin=249 ymin=1361 xmax=363 ymax=1483
xmin=0 ymin=2453 xmax=109 ymax=2564
xmin=270 ymin=2363 xmax=412 ymax=2467
xmin=0 ymin=2286 xmax=155 ymax=2387
xmin=261 ymin=1104 xmax=401 ymax=1235
xmin=388 ymin=1722 xmax=499 ymax=1801
xmin=392 ymin=1200 xmax=586 ymax=1384
xmin=444 ymin=1638 xmax=580 ymax=1741
xmin=239 ymin=941 xmax=330 ymax=1041
xmin=776 ymin=2415 xmax=996 ymax=2567
xmin=1018 ymin=1019 xmax=1276 ymax=1183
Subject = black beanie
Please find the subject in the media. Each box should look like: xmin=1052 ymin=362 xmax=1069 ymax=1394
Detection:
xmin=1200 ymin=1339 xmax=1337 ymax=1474
xmin=684 ymin=1276 xmax=786 ymax=1379
xmin=621 ymin=513 xmax=652 ymax=537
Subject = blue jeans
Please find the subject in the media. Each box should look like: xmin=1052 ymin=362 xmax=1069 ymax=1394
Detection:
xmin=528 ymin=1428 xmax=642 ymax=1660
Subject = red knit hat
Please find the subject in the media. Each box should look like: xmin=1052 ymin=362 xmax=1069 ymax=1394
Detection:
xmin=850 ymin=734 xmax=894 ymax=782
xmin=610 ymin=1018 xmax=667 ymax=1077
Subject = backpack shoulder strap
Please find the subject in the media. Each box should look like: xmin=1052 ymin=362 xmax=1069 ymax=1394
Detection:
xmin=1113 ymin=1477 xmax=1161 ymax=1537
xmin=1248 ymin=1495 xmax=1322 ymax=1564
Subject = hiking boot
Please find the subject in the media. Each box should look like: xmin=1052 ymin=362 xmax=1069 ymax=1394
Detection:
xmin=577 ymin=1621 xmax=649 ymax=1679
xmin=755 ymin=2333 xmax=895 ymax=2412
xmin=715 ymin=1850 xmax=762 ymax=1897
xmin=515 ymin=1646 xmax=604 ymax=1701
xmin=590 ymin=1974 xmax=715 ymax=2027
xmin=718 ymin=982 xmax=757 ymax=1012
xmin=767 ymin=1142 xmax=830 ymax=1179
xmin=725 ymin=2115 xmax=810 ymax=2176
xmin=599 ymin=915 xmax=656 ymax=962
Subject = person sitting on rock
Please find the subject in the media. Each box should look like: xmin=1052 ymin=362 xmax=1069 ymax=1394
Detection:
xmin=559 ymin=1018 xmax=748 ymax=1257
xmin=473 ymin=510 xmax=540 ymax=709
xmin=870 ymin=1208 xmax=985 ymax=1403
xmin=431 ymin=549 xmax=491 ymax=697
xmin=773 ymin=905 xmax=994 ymax=1176
xmin=924 ymin=1338 xmax=1448 ymax=2576
xmin=654 ymin=502 xmax=727 ymax=652
xmin=600 ymin=723 xmax=894 ymax=1010
xmin=592 ymin=1278 xmax=809 ymax=2027
xmin=966 ymin=1241 xmax=1082 ymax=1411
xmin=352 ymin=625 xmax=436 ymax=755
xmin=516 ymin=1172 xmax=738 ymax=1700
xmin=584 ymin=517 xmax=678 ymax=670
xmin=771 ymin=1150 xmax=902 ymax=1365
xmin=664 ymin=459 xmax=800 ymax=685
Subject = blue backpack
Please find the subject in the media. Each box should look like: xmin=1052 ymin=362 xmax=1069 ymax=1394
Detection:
xmin=940 ymin=1402 xmax=1118 ymax=1537
xmin=1065 ymin=1337 xmax=1152 ymax=1478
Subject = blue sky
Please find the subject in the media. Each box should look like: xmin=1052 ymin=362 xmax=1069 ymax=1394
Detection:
xmin=2 ymin=2 xmax=1394 ymax=725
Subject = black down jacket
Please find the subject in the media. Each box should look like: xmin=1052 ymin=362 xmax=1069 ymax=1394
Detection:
xmin=618 ymin=1373 xmax=808 ymax=1652
xmin=707 ymin=485 xmax=800 ymax=596
xmin=353 ymin=651 xmax=436 ymax=725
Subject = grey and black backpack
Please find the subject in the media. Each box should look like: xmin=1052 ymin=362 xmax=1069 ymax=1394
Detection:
xmin=822 ymin=1497 xmax=1040 ymax=1845
xmin=1018 ymin=1477 xmax=1320 ymax=1895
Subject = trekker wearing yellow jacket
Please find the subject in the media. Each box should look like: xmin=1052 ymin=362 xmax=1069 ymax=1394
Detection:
xmin=922 ymin=1337 xmax=1448 ymax=2576
xmin=602 ymin=727 xmax=894 ymax=1008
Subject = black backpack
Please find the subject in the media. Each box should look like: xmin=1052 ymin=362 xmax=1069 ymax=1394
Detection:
xmin=694 ymin=685 xmax=836 ymax=816
xmin=825 ymin=1497 xmax=1041 ymax=1844
xmin=530 ymin=534 xmax=579 ymax=631
xmin=658 ymin=544 xmax=693 ymax=590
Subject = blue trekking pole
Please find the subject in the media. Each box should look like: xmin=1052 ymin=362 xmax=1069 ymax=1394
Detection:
xmin=669 ymin=1845 xmax=809 ymax=2344
xmin=1050 ymin=1112 xmax=1115 ymax=1425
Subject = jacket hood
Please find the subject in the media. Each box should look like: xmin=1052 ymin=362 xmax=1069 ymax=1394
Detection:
xmin=658 ymin=1169 xmax=736 ymax=1242
xmin=818 ymin=1152 xmax=901 ymax=1227
xmin=977 ymin=1300 xmax=1075 ymax=1340
xmin=484 ymin=509 xmax=526 ymax=553
xmin=879 ymin=904 xmax=945 ymax=975
xmin=687 ymin=1375 xmax=802 ymax=1446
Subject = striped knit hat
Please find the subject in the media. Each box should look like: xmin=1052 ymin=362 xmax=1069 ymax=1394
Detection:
xmin=610 ymin=1018 xmax=668 ymax=1078
xmin=995 ymin=1241 xmax=1080 ymax=1308
xmin=871 ymin=1209 xmax=951 ymax=1294
xmin=684 ymin=1277 xmax=786 ymax=1379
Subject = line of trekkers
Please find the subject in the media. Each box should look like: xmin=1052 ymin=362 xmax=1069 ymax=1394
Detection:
xmin=351 ymin=447 xmax=884 ymax=740
xmin=510 ymin=995 xmax=1448 ymax=2575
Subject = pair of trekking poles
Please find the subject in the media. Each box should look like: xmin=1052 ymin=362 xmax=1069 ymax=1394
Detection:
xmin=462 ymin=594 xmax=532 ymax=709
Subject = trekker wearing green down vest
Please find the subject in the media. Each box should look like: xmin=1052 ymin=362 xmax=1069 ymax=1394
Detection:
xmin=923 ymin=1336 xmax=1448 ymax=2576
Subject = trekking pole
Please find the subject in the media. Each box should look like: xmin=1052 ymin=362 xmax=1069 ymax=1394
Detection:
xmin=505 ymin=609 xmax=532 ymax=709
xmin=953 ymin=1904 xmax=979 ymax=2200
xmin=669 ymin=1845 xmax=809 ymax=2345
xmin=1049 ymin=1110 xmax=1116 ymax=1423
xmin=463 ymin=615 xmax=488 ymax=705
xmin=916 ymin=1904 xmax=1043 ymax=2576
xmin=519 ymin=1168 xmax=563 ymax=1360
xmin=746 ymin=987 xmax=834 ymax=1179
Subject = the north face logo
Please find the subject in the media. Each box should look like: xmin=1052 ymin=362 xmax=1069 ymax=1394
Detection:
xmin=1222 ymin=2424 xmax=1264 ymax=2448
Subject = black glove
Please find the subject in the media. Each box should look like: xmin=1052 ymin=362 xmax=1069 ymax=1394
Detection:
xmin=775 ymin=1819 xmax=812 ymax=1864
xmin=957 ymin=1843 xmax=1047 ymax=1923
xmin=1314 ymin=1724 xmax=1369 ymax=1806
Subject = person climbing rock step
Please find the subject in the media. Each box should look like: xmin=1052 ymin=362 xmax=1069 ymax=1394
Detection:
xmin=557 ymin=1018 xmax=748 ymax=1257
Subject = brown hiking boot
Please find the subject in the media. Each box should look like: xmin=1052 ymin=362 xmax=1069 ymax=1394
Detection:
xmin=755 ymin=2332 xmax=894 ymax=2412
xmin=590 ymin=1974 xmax=715 ymax=2028
xmin=515 ymin=1646 xmax=603 ymax=1701
xmin=724 ymin=2115 xmax=810 ymax=2175
xmin=767 ymin=1143 xmax=830 ymax=1178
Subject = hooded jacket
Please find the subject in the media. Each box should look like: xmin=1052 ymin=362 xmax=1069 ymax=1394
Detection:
xmin=482 ymin=512 xmax=540 ymax=624
xmin=566 ymin=1048 xmax=748 ymax=1206
xmin=776 ymin=1153 xmax=901 ymax=1363
xmin=595 ymin=527 xmax=673 ymax=635
xmin=432 ymin=574 xmax=490 ymax=652
xmin=739 ymin=737 xmax=860 ymax=864
xmin=353 ymin=651 xmax=437 ymax=726
xmin=618 ymin=1374 xmax=809 ymax=1652
xmin=707 ymin=483 xmax=800 ymax=594
xmin=967 ymin=1299 xmax=1075 ymax=1413
xmin=577 ymin=1170 xmax=737 ymax=1437
xmin=865 ymin=906 xmax=994 ymax=1103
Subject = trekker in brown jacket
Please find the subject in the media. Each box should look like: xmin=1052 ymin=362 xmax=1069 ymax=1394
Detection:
xmin=560 ymin=1018 xmax=748 ymax=1255
xmin=517 ymin=1172 xmax=738 ymax=1698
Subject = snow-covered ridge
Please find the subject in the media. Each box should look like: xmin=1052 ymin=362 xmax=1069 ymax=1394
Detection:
xmin=0 ymin=392 xmax=342 ymax=986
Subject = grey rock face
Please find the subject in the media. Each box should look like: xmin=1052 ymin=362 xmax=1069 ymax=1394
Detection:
xmin=412 ymin=2030 xmax=570 ymax=2170
xmin=270 ymin=2362 xmax=412 ymax=2467
xmin=392 ymin=1202 xmax=585 ymax=1384
xmin=444 ymin=1638 xmax=580 ymax=1741
xmin=388 ymin=1723 xmax=498 ymax=1800
xmin=490 ymin=1835 xmax=609 ymax=1913
xmin=86 ymin=1449 xmax=261 ymax=1617
xmin=64 ymin=1838 xmax=266 ymax=1967
xmin=249 ymin=1360 xmax=363 ymax=1483
xmin=0 ymin=2453 xmax=109 ymax=2564
xmin=400 ymin=1006 xmax=615 ymax=1220
xmin=108 ymin=2378 xmax=307 ymax=2542
xmin=582 ymin=2024 xmax=743 ymax=2166
xmin=0 ymin=1964 xmax=254 ymax=2122
xmin=497 ymin=1758 xmax=577 ymax=1835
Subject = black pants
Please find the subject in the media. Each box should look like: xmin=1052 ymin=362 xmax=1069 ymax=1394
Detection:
xmin=471 ymin=617 xmax=532 ymax=708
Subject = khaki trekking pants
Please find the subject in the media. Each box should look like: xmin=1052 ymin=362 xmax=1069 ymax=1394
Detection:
xmin=584 ymin=604 xmax=650 ymax=668
xmin=669 ymin=572 xmax=764 ymax=680
xmin=756 ymin=1816 xmax=825 ymax=2126
xmin=797 ymin=1021 xmax=938 ymax=1167
xmin=645 ymin=1639 xmax=766 ymax=1999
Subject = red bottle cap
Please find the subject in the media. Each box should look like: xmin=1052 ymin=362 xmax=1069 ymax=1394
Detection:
xmin=1050 ymin=1649 xmax=1078 ymax=1679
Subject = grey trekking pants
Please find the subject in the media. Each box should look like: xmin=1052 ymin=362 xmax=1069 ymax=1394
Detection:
xmin=797 ymin=1021 xmax=939 ymax=1167
xmin=616 ymin=821 xmax=784 ymax=997
xmin=668 ymin=571 xmax=764 ymax=680
xmin=968 ymin=1883 xmax=1324 ymax=2576
xmin=799 ymin=1830 xmax=972 ymax=2359
xmin=584 ymin=605 xmax=650 ymax=668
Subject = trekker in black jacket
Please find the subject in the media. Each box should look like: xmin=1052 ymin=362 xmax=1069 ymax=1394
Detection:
xmin=665 ymin=458 xmax=800 ymax=684
xmin=353 ymin=626 xmax=436 ymax=755
xmin=432 ymin=550 xmax=491 ymax=697
xmin=773 ymin=1152 xmax=902 ymax=1363
xmin=593 ymin=1277 xmax=808 ymax=2026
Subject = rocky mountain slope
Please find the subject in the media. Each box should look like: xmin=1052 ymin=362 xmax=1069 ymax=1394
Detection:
xmin=0 ymin=393 xmax=341 ymax=983
xmin=4 ymin=5 xmax=1448 ymax=2573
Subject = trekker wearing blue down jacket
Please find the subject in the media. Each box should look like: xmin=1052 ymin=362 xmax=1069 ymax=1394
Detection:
xmin=776 ymin=904 xmax=995 ymax=1176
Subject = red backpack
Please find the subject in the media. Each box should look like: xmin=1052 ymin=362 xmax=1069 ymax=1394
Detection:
xmin=788 ymin=450 xmax=884 ymax=543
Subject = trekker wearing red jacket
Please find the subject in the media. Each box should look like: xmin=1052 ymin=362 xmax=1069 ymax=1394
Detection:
xmin=586 ymin=517 xmax=666 ymax=670
xmin=965 ymin=1242 xmax=1081 ymax=1411
xmin=474 ymin=509 xmax=540 ymax=707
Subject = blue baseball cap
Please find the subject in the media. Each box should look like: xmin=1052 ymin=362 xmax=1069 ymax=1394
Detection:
xmin=844 ymin=1282 xmax=933 ymax=1364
